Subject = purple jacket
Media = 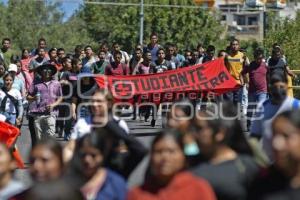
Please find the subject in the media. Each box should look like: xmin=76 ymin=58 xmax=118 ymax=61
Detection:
xmin=28 ymin=80 xmax=62 ymax=115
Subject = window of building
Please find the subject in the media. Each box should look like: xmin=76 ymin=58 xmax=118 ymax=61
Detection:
xmin=236 ymin=16 xmax=246 ymax=25
xmin=248 ymin=16 xmax=258 ymax=25
xmin=221 ymin=15 xmax=227 ymax=21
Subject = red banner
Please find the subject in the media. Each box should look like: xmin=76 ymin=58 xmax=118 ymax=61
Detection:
xmin=95 ymin=58 xmax=240 ymax=99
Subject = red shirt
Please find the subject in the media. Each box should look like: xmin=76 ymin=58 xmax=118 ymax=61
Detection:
xmin=127 ymin=172 xmax=216 ymax=200
xmin=241 ymin=61 xmax=267 ymax=93
xmin=105 ymin=62 xmax=129 ymax=76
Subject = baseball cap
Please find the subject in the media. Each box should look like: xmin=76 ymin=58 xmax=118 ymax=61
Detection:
xmin=8 ymin=64 xmax=18 ymax=72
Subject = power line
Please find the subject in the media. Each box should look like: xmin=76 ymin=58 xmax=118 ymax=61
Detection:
xmin=30 ymin=0 xmax=294 ymax=12
xmin=81 ymin=1 xmax=292 ymax=12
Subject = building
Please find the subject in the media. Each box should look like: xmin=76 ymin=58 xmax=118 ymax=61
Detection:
xmin=194 ymin=0 xmax=299 ymax=41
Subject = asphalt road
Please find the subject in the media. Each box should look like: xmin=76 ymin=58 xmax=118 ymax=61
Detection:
xmin=14 ymin=114 xmax=163 ymax=188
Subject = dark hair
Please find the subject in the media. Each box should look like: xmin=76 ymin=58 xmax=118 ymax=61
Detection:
xmin=142 ymin=50 xmax=151 ymax=59
xmin=37 ymin=47 xmax=45 ymax=52
xmin=74 ymin=44 xmax=83 ymax=52
xmin=272 ymin=47 xmax=282 ymax=56
xmin=272 ymin=42 xmax=281 ymax=49
xmin=150 ymin=32 xmax=158 ymax=38
xmin=151 ymin=129 xmax=185 ymax=153
xmin=113 ymin=50 xmax=122 ymax=57
xmin=230 ymin=38 xmax=240 ymax=45
xmin=270 ymin=73 xmax=288 ymax=84
xmin=156 ymin=48 xmax=165 ymax=56
xmin=184 ymin=49 xmax=192 ymax=55
xmin=48 ymin=48 xmax=57 ymax=54
xmin=99 ymin=41 xmax=109 ymax=49
xmin=62 ymin=56 xmax=72 ymax=64
xmin=84 ymin=45 xmax=93 ymax=51
xmin=38 ymin=38 xmax=46 ymax=44
xmin=98 ymin=49 xmax=106 ymax=55
xmin=194 ymin=101 xmax=253 ymax=155
xmin=3 ymin=72 xmax=15 ymax=82
xmin=135 ymin=48 xmax=142 ymax=53
xmin=218 ymin=50 xmax=226 ymax=57
xmin=112 ymin=41 xmax=119 ymax=46
xmin=57 ymin=48 xmax=65 ymax=53
xmin=33 ymin=138 xmax=64 ymax=168
xmin=2 ymin=38 xmax=11 ymax=44
xmin=254 ymin=48 xmax=264 ymax=58
xmin=10 ymin=55 xmax=21 ymax=64
xmin=207 ymin=45 xmax=215 ymax=52
xmin=71 ymin=57 xmax=81 ymax=67
xmin=70 ymin=130 xmax=114 ymax=179
xmin=21 ymin=48 xmax=30 ymax=58
xmin=274 ymin=110 xmax=300 ymax=131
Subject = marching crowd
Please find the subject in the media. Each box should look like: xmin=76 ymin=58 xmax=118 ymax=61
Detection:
xmin=0 ymin=33 xmax=300 ymax=200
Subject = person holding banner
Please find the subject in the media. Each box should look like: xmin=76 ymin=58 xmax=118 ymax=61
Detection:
xmin=154 ymin=48 xmax=173 ymax=73
xmin=151 ymin=48 xmax=173 ymax=126
xmin=129 ymin=48 xmax=144 ymax=75
xmin=240 ymin=48 xmax=268 ymax=130
xmin=225 ymin=39 xmax=249 ymax=127
xmin=105 ymin=51 xmax=130 ymax=76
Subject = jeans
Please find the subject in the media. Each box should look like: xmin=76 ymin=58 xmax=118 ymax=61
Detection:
xmin=6 ymin=113 xmax=16 ymax=125
xmin=79 ymin=106 xmax=91 ymax=122
xmin=34 ymin=115 xmax=56 ymax=140
xmin=247 ymin=92 xmax=268 ymax=129
xmin=224 ymin=86 xmax=248 ymax=114
xmin=224 ymin=86 xmax=248 ymax=131
xmin=57 ymin=103 xmax=73 ymax=139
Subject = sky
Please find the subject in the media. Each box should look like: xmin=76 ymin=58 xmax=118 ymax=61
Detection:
xmin=1 ymin=0 xmax=83 ymax=20
xmin=58 ymin=0 xmax=83 ymax=19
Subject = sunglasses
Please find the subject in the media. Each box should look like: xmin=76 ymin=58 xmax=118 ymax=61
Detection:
xmin=42 ymin=68 xmax=52 ymax=73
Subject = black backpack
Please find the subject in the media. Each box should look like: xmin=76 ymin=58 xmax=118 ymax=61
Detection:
xmin=0 ymin=89 xmax=19 ymax=117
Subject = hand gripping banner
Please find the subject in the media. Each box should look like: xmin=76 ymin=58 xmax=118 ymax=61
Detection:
xmin=95 ymin=58 xmax=240 ymax=100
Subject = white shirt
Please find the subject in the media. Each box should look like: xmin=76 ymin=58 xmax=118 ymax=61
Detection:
xmin=71 ymin=116 xmax=129 ymax=140
xmin=0 ymin=88 xmax=22 ymax=114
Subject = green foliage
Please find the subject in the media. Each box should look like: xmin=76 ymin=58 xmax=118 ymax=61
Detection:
xmin=0 ymin=0 xmax=92 ymax=54
xmin=264 ymin=11 xmax=300 ymax=69
xmin=78 ymin=0 xmax=225 ymax=52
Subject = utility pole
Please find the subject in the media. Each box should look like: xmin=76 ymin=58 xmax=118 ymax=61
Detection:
xmin=139 ymin=0 xmax=144 ymax=45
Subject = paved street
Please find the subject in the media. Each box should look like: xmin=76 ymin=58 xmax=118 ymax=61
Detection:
xmin=15 ymin=114 xmax=163 ymax=188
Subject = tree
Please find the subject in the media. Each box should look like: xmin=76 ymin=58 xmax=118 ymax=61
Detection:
xmin=264 ymin=11 xmax=300 ymax=69
xmin=77 ymin=0 xmax=225 ymax=52
xmin=1 ymin=0 xmax=92 ymax=54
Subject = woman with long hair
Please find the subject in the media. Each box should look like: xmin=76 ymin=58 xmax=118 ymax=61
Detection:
xmin=67 ymin=130 xmax=127 ymax=200
xmin=0 ymin=72 xmax=23 ymax=126
xmin=248 ymin=109 xmax=300 ymax=199
xmin=29 ymin=138 xmax=64 ymax=182
xmin=190 ymin=102 xmax=259 ymax=200
xmin=128 ymin=130 xmax=216 ymax=200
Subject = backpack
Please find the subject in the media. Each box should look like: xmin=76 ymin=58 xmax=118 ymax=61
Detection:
xmin=0 ymin=90 xmax=19 ymax=117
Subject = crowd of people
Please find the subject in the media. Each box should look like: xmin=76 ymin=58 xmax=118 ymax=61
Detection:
xmin=0 ymin=33 xmax=299 ymax=200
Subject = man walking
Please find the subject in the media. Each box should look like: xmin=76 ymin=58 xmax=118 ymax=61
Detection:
xmin=27 ymin=63 xmax=62 ymax=140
